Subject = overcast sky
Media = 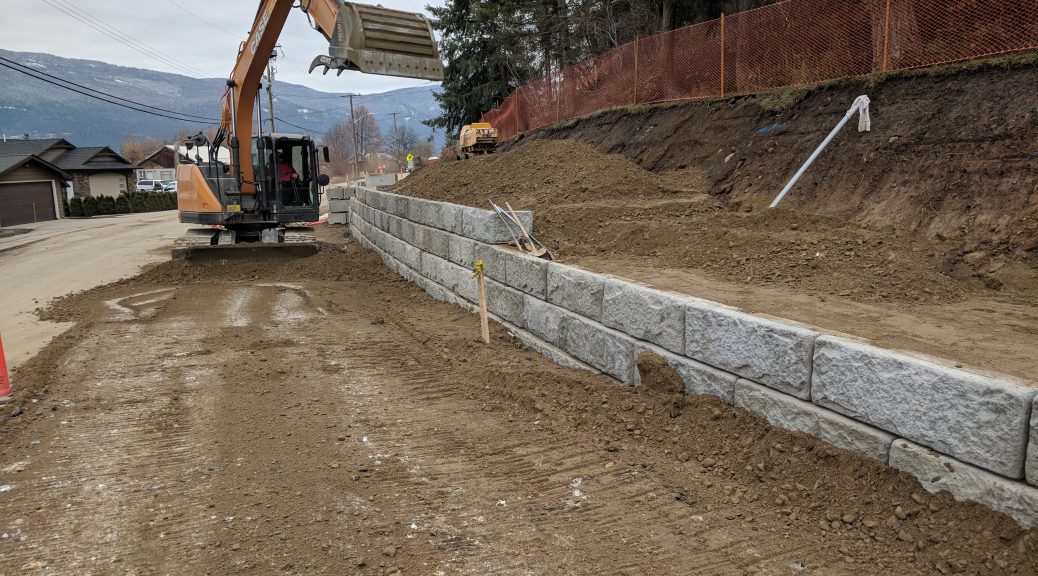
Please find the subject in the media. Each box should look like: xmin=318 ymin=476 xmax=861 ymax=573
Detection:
xmin=1 ymin=0 xmax=444 ymax=94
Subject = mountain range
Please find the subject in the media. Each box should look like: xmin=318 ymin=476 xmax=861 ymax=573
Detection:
xmin=0 ymin=49 xmax=443 ymax=151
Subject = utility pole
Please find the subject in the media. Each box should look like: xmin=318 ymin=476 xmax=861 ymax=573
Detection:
xmin=265 ymin=49 xmax=279 ymax=133
xmin=348 ymin=94 xmax=360 ymax=178
xmin=389 ymin=112 xmax=401 ymax=167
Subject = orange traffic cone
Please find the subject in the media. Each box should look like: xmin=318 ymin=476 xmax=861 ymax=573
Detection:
xmin=0 ymin=332 xmax=9 ymax=401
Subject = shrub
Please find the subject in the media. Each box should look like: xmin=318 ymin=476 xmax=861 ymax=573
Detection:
xmin=68 ymin=197 xmax=84 ymax=217
xmin=81 ymin=196 xmax=99 ymax=217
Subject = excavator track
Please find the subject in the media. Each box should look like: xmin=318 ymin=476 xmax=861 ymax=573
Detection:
xmin=171 ymin=227 xmax=319 ymax=261
xmin=283 ymin=227 xmax=318 ymax=244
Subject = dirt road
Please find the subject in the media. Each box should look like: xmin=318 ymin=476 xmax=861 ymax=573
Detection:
xmin=0 ymin=230 xmax=1033 ymax=575
xmin=0 ymin=212 xmax=188 ymax=368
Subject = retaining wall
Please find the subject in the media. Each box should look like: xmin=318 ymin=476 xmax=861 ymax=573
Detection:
xmin=347 ymin=186 xmax=1038 ymax=528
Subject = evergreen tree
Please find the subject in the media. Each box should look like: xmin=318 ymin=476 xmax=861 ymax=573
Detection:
xmin=425 ymin=1 xmax=537 ymax=136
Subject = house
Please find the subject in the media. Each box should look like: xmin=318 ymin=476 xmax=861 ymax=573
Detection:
xmin=53 ymin=146 xmax=137 ymax=197
xmin=0 ymin=146 xmax=71 ymax=226
xmin=0 ymin=138 xmax=139 ymax=226
xmin=137 ymin=144 xmax=231 ymax=182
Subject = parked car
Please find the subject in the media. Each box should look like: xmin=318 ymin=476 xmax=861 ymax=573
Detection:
xmin=162 ymin=182 xmax=177 ymax=192
xmin=135 ymin=179 xmax=164 ymax=192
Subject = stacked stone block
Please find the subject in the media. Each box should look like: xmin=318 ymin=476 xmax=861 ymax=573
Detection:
xmin=348 ymin=186 xmax=1038 ymax=529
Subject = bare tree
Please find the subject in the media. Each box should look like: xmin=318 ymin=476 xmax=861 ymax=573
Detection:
xmin=323 ymin=105 xmax=382 ymax=177
xmin=386 ymin=124 xmax=419 ymax=169
xmin=120 ymin=136 xmax=167 ymax=164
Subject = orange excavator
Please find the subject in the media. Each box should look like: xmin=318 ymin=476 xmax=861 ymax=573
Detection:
xmin=173 ymin=1 xmax=443 ymax=257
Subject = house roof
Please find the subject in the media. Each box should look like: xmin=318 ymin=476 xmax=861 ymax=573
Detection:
xmin=0 ymin=138 xmax=73 ymax=157
xmin=51 ymin=146 xmax=137 ymax=172
xmin=0 ymin=153 xmax=72 ymax=181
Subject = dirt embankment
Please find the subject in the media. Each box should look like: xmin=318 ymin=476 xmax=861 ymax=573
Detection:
xmin=396 ymin=139 xmax=974 ymax=305
xmin=392 ymin=60 xmax=1038 ymax=381
xmin=511 ymin=58 xmax=1038 ymax=295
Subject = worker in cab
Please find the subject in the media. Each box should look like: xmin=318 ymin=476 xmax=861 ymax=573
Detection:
xmin=277 ymin=151 xmax=302 ymax=205
xmin=278 ymin=151 xmax=299 ymax=183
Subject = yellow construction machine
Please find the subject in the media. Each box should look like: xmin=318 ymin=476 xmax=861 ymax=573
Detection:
xmin=456 ymin=123 xmax=498 ymax=160
xmin=173 ymin=1 xmax=443 ymax=258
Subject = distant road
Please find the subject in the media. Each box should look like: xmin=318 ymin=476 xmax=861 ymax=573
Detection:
xmin=0 ymin=212 xmax=188 ymax=368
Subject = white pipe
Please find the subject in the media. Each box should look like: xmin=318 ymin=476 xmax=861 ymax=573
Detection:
xmin=770 ymin=95 xmax=871 ymax=209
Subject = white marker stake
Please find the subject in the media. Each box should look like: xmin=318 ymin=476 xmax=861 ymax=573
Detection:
xmin=770 ymin=95 xmax=871 ymax=209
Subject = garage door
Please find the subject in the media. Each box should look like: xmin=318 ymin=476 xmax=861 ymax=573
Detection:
xmin=0 ymin=182 xmax=56 ymax=226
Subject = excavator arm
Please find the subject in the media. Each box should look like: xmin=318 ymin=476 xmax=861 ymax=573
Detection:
xmin=221 ymin=0 xmax=443 ymax=194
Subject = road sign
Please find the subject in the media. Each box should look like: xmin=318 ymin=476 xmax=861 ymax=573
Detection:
xmin=406 ymin=153 xmax=414 ymax=162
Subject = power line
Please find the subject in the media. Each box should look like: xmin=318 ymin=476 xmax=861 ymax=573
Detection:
xmin=0 ymin=60 xmax=217 ymax=125
xmin=273 ymin=117 xmax=320 ymax=134
xmin=166 ymin=0 xmax=242 ymax=40
xmin=0 ymin=56 xmax=219 ymax=122
xmin=39 ymin=0 xmax=211 ymax=78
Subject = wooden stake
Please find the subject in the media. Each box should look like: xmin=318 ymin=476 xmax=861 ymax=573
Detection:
xmin=474 ymin=260 xmax=490 ymax=344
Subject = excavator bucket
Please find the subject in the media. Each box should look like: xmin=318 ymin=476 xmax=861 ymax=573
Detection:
xmin=309 ymin=2 xmax=444 ymax=80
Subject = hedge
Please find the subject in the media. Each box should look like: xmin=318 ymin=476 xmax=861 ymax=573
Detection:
xmin=68 ymin=192 xmax=178 ymax=217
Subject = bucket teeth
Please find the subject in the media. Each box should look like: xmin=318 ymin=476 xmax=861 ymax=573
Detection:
xmin=308 ymin=55 xmax=351 ymax=76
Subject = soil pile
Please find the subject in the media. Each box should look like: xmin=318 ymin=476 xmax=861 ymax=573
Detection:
xmin=396 ymin=138 xmax=972 ymax=304
xmin=393 ymin=139 xmax=707 ymax=207
xmin=516 ymin=57 xmax=1038 ymax=295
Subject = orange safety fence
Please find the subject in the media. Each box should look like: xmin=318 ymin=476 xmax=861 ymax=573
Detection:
xmin=482 ymin=0 xmax=1038 ymax=140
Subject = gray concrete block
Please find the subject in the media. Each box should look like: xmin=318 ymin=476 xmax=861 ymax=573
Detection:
xmin=1028 ymin=397 xmax=1038 ymax=486
xmin=441 ymin=203 xmax=466 ymax=235
xmin=363 ymin=174 xmax=398 ymax=189
xmin=735 ymin=379 xmax=894 ymax=462
xmin=642 ymin=345 xmax=738 ymax=402
xmin=384 ymin=193 xmax=411 ymax=218
xmin=448 ymin=235 xmax=478 ymax=269
xmin=421 ymin=253 xmax=478 ymax=303
xmin=353 ymin=187 xmax=369 ymax=206
xmin=462 ymin=206 xmax=534 ymax=244
xmin=485 ymin=279 xmax=525 ymax=327
xmin=329 ymin=199 xmax=351 ymax=213
xmin=386 ymin=235 xmax=421 ymax=271
xmin=522 ymin=296 xmax=569 ymax=347
xmin=387 ymin=214 xmax=415 ymax=245
xmin=812 ymin=336 xmax=1036 ymax=478
xmin=413 ymin=224 xmax=451 ymax=260
xmin=502 ymin=320 xmax=600 ymax=374
xmin=473 ymin=242 xmax=505 ymax=281
xmin=561 ymin=314 xmax=639 ymax=383
xmin=498 ymin=247 xmax=548 ymax=298
xmin=364 ymin=187 xmax=386 ymax=212
xmin=407 ymin=197 xmax=440 ymax=228
xmin=412 ymin=199 xmax=465 ymax=234
xmin=326 ymin=187 xmax=355 ymax=200
xmin=327 ymin=212 xmax=348 ymax=225
xmin=686 ymin=301 xmax=817 ymax=399
xmin=546 ymin=263 xmax=605 ymax=321
xmin=412 ymin=271 xmax=452 ymax=303
xmin=889 ymin=439 xmax=1038 ymax=529
xmin=603 ymin=279 xmax=685 ymax=354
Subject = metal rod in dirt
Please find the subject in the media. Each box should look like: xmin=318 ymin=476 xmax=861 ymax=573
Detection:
xmin=770 ymin=97 xmax=868 ymax=209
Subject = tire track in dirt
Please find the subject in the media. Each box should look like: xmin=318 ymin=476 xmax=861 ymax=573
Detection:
xmin=327 ymin=333 xmax=813 ymax=574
